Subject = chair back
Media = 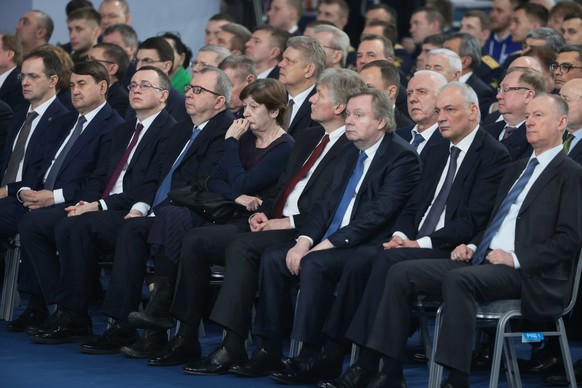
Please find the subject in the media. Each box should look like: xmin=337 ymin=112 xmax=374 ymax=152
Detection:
xmin=563 ymin=246 xmax=582 ymax=316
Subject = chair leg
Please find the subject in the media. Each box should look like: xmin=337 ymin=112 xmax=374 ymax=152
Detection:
xmin=428 ymin=305 xmax=444 ymax=388
xmin=556 ymin=318 xmax=578 ymax=388
xmin=502 ymin=334 xmax=522 ymax=388
xmin=350 ymin=344 xmax=359 ymax=366
xmin=0 ymin=237 xmax=21 ymax=322
xmin=489 ymin=317 xmax=509 ymax=388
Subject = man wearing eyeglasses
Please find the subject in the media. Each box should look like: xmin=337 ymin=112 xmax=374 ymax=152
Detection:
xmin=313 ymin=24 xmax=349 ymax=70
xmin=88 ymin=43 xmax=129 ymax=117
xmin=552 ymin=45 xmax=582 ymax=91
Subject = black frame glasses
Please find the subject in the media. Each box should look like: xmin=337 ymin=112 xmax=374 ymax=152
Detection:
xmin=127 ymin=81 xmax=166 ymax=92
xmin=184 ymin=84 xmax=221 ymax=96
xmin=550 ymin=62 xmax=582 ymax=73
xmin=496 ymin=86 xmax=531 ymax=94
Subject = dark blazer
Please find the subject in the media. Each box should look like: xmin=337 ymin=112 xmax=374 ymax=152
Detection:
xmin=472 ymin=152 xmax=582 ymax=321
xmin=393 ymin=128 xmax=510 ymax=251
xmin=475 ymin=55 xmax=503 ymax=90
xmin=287 ymin=86 xmax=319 ymax=139
xmin=266 ymin=66 xmax=280 ymax=79
xmin=261 ymin=126 xmax=350 ymax=228
xmin=396 ymin=124 xmax=445 ymax=161
xmin=36 ymin=103 xmax=123 ymax=202
xmin=3 ymin=98 xmax=69 ymax=194
xmin=299 ymin=132 xmax=421 ymax=248
xmin=568 ymin=137 xmax=582 ymax=166
xmin=484 ymin=120 xmax=532 ymax=161
xmin=394 ymin=107 xmax=413 ymax=129
xmin=0 ymin=67 xmax=26 ymax=111
xmin=482 ymin=110 xmax=501 ymax=126
xmin=78 ymin=109 xmax=177 ymax=209
xmin=142 ymin=109 xmax=234 ymax=207
xmin=0 ymin=100 xmax=13 ymax=170
xmin=107 ymin=81 xmax=129 ymax=118
xmin=126 ymin=87 xmax=188 ymax=122
xmin=466 ymin=73 xmax=496 ymax=120
xmin=395 ymin=87 xmax=409 ymax=120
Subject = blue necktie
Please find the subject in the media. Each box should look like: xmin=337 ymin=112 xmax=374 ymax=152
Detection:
xmin=472 ymin=158 xmax=539 ymax=265
xmin=411 ymin=132 xmax=425 ymax=151
xmin=322 ymin=151 xmax=368 ymax=240
xmin=417 ymin=146 xmax=461 ymax=238
xmin=151 ymin=126 xmax=200 ymax=208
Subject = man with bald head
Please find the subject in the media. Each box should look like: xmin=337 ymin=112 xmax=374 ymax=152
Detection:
xmin=559 ymin=78 xmax=582 ymax=165
xmin=15 ymin=10 xmax=53 ymax=55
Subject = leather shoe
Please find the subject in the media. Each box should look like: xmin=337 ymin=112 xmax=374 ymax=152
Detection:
xmin=79 ymin=322 xmax=138 ymax=354
xmin=148 ymin=334 xmax=201 ymax=366
xmin=319 ymin=364 xmax=375 ymax=388
xmin=128 ymin=310 xmax=174 ymax=330
xmin=30 ymin=309 xmax=92 ymax=344
xmin=229 ymin=347 xmax=283 ymax=377
xmin=519 ymin=347 xmax=562 ymax=374
xmin=366 ymin=372 xmax=407 ymax=388
xmin=543 ymin=359 xmax=582 ymax=386
xmin=7 ymin=307 xmax=48 ymax=332
xmin=269 ymin=352 xmax=342 ymax=385
xmin=471 ymin=343 xmax=493 ymax=370
xmin=26 ymin=309 xmax=66 ymax=336
xmin=121 ymin=329 xmax=168 ymax=359
xmin=184 ymin=346 xmax=248 ymax=375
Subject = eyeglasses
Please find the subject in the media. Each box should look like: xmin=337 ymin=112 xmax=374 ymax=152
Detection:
xmin=127 ymin=81 xmax=166 ymax=92
xmin=17 ymin=73 xmax=42 ymax=81
xmin=550 ymin=62 xmax=582 ymax=73
xmin=184 ymin=84 xmax=221 ymax=96
xmin=497 ymin=86 xmax=531 ymax=94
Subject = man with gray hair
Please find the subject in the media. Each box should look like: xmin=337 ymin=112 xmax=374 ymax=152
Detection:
xmin=191 ymin=45 xmax=230 ymax=74
xmin=525 ymin=27 xmax=565 ymax=53
xmin=313 ymin=24 xmax=350 ymax=69
xmin=426 ymin=48 xmax=461 ymax=82
xmin=15 ymin=10 xmax=54 ymax=55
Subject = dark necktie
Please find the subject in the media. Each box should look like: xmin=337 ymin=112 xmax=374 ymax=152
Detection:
xmin=283 ymin=99 xmax=294 ymax=131
xmin=564 ymin=133 xmax=576 ymax=154
xmin=151 ymin=126 xmax=201 ymax=208
xmin=502 ymin=125 xmax=518 ymax=140
xmin=411 ymin=132 xmax=425 ymax=151
xmin=322 ymin=151 xmax=368 ymax=240
xmin=44 ymin=115 xmax=87 ymax=190
xmin=2 ymin=111 xmax=39 ymax=186
xmin=471 ymin=158 xmax=539 ymax=266
xmin=101 ymin=123 xmax=144 ymax=198
xmin=417 ymin=146 xmax=461 ymax=238
xmin=271 ymin=134 xmax=330 ymax=218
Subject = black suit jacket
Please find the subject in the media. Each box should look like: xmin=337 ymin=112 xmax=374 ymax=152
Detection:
xmin=567 ymin=136 xmax=582 ymax=166
xmin=396 ymin=124 xmax=445 ymax=161
xmin=266 ymin=66 xmax=280 ymax=79
xmin=107 ymin=81 xmax=129 ymax=118
xmin=299 ymin=132 xmax=421 ymax=248
xmin=466 ymin=73 xmax=496 ymax=120
xmin=482 ymin=110 xmax=501 ymax=126
xmin=287 ymin=87 xmax=319 ymax=139
xmin=484 ymin=120 xmax=532 ymax=161
xmin=392 ymin=128 xmax=510 ymax=251
xmin=261 ymin=126 xmax=350 ymax=228
xmin=0 ymin=67 xmax=26 ymax=111
xmin=394 ymin=107 xmax=413 ymax=129
xmin=472 ymin=152 xmax=582 ymax=321
xmin=0 ymin=100 xmax=13 ymax=171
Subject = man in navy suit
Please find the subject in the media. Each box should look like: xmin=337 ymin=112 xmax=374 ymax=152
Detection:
xmin=7 ymin=61 xmax=123 ymax=331
xmin=279 ymin=36 xmax=325 ymax=138
xmin=245 ymin=25 xmax=289 ymax=80
xmin=0 ymin=34 xmax=26 ymax=111
xmin=232 ymin=88 xmax=421 ymax=384
xmin=340 ymin=94 xmax=582 ymax=388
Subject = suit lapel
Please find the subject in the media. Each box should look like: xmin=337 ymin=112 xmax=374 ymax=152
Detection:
xmin=303 ymin=134 xmax=348 ymax=194
xmin=519 ymin=152 xmax=565 ymax=215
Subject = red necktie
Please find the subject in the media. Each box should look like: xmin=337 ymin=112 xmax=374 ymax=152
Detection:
xmin=101 ymin=123 xmax=144 ymax=198
xmin=271 ymin=134 xmax=330 ymax=218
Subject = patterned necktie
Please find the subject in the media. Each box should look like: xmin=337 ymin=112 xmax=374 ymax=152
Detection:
xmin=411 ymin=132 xmax=425 ymax=151
xmin=271 ymin=134 xmax=330 ymax=218
xmin=44 ymin=115 xmax=87 ymax=190
xmin=101 ymin=123 xmax=144 ymax=198
xmin=472 ymin=158 xmax=540 ymax=265
xmin=151 ymin=126 xmax=200 ymax=208
xmin=417 ymin=146 xmax=461 ymax=237
xmin=322 ymin=151 xmax=368 ymax=240
xmin=502 ymin=125 xmax=518 ymax=140
xmin=2 ymin=111 xmax=39 ymax=186
xmin=564 ymin=133 xmax=576 ymax=154
xmin=283 ymin=99 xmax=294 ymax=131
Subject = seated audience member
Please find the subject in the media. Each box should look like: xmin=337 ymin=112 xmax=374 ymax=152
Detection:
xmin=28 ymin=66 xmax=232 ymax=345
xmin=191 ymin=45 xmax=230 ymax=75
xmin=316 ymin=0 xmax=349 ymax=30
xmin=0 ymin=101 xmax=13 ymax=167
xmin=552 ymin=44 xmax=582 ymax=91
xmin=88 ymin=42 xmax=129 ymax=117
xmin=355 ymin=34 xmax=394 ymax=73
xmin=218 ymin=55 xmax=257 ymax=119
xmin=216 ymin=23 xmax=252 ymax=56
xmin=98 ymin=0 xmax=131 ymax=31
xmin=0 ymin=34 xmax=26 ymax=111
xmin=267 ymin=0 xmax=303 ymax=36
xmin=313 ymin=24 xmax=350 ymax=70
xmin=15 ymin=10 xmax=54 ymax=56
xmin=204 ymin=13 xmax=234 ymax=46
xmin=484 ymin=0 xmax=521 ymax=65
xmin=560 ymin=78 xmax=582 ymax=165
xmin=160 ymin=32 xmax=192 ymax=95
xmin=425 ymin=48 xmax=461 ymax=82
xmin=334 ymin=94 xmax=582 ymax=388
xmin=411 ymin=33 xmax=446 ymax=82
xmin=562 ymin=13 xmax=582 ymax=45
xmin=503 ymin=2 xmax=549 ymax=68
xmin=365 ymin=4 xmax=398 ymax=26
xmin=523 ymin=27 xmax=565 ymax=54
xmin=460 ymin=10 xmax=491 ymax=48
xmin=66 ymin=7 xmax=102 ymax=64
xmin=101 ymin=24 xmax=139 ymax=87
xmin=36 ymin=45 xmax=75 ymax=111
xmin=359 ymin=60 xmax=413 ymax=129
xmin=244 ymin=25 xmax=289 ymax=80
xmin=127 ymin=37 xmax=188 ymax=121
xmin=302 ymin=19 xmax=335 ymax=38
xmin=361 ymin=20 xmax=413 ymax=75
xmin=547 ymin=1 xmax=582 ymax=31
xmin=409 ymin=7 xmax=445 ymax=56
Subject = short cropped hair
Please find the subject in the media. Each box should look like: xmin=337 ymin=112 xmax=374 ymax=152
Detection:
xmin=72 ymin=60 xmax=110 ymax=86
xmin=240 ymin=78 xmax=288 ymax=126
xmin=198 ymin=66 xmax=232 ymax=106
xmin=348 ymin=87 xmax=396 ymax=133
xmin=138 ymin=37 xmax=174 ymax=64
xmin=135 ymin=65 xmax=171 ymax=92
xmin=286 ymin=36 xmax=327 ymax=79
xmin=1 ymin=34 xmax=23 ymax=67
xmin=93 ymin=42 xmax=129 ymax=80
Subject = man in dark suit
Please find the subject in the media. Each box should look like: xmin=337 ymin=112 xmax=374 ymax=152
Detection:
xmin=395 ymin=70 xmax=448 ymax=160
xmin=484 ymin=67 xmax=546 ymax=161
xmin=0 ymin=34 xmax=26 ymax=111
xmin=0 ymin=100 xmax=13 ymax=167
xmin=560 ymin=79 xmax=582 ymax=165
xmin=245 ymin=25 xmax=289 ymax=80
xmin=279 ymin=36 xmax=325 ymax=138
xmin=213 ymin=88 xmax=421 ymax=383
xmin=138 ymin=69 xmax=365 ymax=371
xmin=333 ymin=94 xmax=582 ymax=388
xmin=24 ymin=67 xmax=175 ymax=347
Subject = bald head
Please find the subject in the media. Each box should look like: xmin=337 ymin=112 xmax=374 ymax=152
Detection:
xmin=508 ymin=56 xmax=543 ymax=74
xmin=560 ymin=78 xmax=582 ymax=131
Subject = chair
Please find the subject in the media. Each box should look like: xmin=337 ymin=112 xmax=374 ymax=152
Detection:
xmin=428 ymin=248 xmax=582 ymax=388
xmin=0 ymin=235 xmax=21 ymax=321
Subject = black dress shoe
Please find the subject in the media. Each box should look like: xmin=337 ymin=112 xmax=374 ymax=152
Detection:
xmin=366 ymin=372 xmax=406 ymax=388
xmin=543 ymin=359 xmax=582 ymax=386
xmin=30 ymin=310 xmax=92 ymax=344
xmin=79 ymin=322 xmax=139 ymax=354
xmin=270 ymin=352 xmax=343 ymax=385
xmin=120 ymin=329 xmax=168 ymax=359
xmin=7 ymin=307 xmax=48 ymax=332
xmin=26 ymin=309 xmax=66 ymax=336
xmin=147 ymin=334 xmax=201 ymax=366
xmin=520 ymin=348 xmax=562 ymax=374
xmin=319 ymin=364 xmax=375 ymax=388
xmin=183 ymin=346 xmax=248 ymax=375
xmin=471 ymin=343 xmax=493 ymax=370
xmin=128 ymin=310 xmax=174 ymax=330
xmin=229 ymin=347 xmax=283 ymax=377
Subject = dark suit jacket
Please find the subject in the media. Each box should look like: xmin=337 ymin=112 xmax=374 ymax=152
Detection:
xmin=107 ymin=81 xmax=129 ymax=118
xmin=3 ymin=98 xmax=69 ymax=194
xmin=466 ymin=73 xmax=496 ymax=120
xmin=567 ymin=136 xmax=582 ymax=166
xmin=472 ymin=152 xmax=582 ymax=321
xmin=0 ymin=100 xmax=13 ymax=170
xmin=261 ymin=126 xmax=350 ymax=228
xmin=266 ymin=66 xmax=280 ymax=79
xmin=396 ymin=124 xmax=445 ymax=161
xmin=392 ymin=128 xmax=510 ymax=251
xmin=482 ymin=110 xmax=501 ymax=126
xmin=126 ymin=87 xmax=188 ymax=122
xmin=287 ymin=86 xmax=319 ymax=139
xmin=78 ymin=109 xmax=177 ymax=209
xmin=0 ymin=67 xmax=26 ymax=111
xmin=299 ymin=132 xmax=421 ymax=248
xmin=475 ymin=55 xmax=503 ymax=90
xmin=142 ymin=109 xmax=234 ymax=208
xmin=394 ymin=107 xmax=413 ymax=129
xmin=35 ymin=103 xmax=123 ymax=202
xmin=484 ymin=120 xmax=532 ymax=161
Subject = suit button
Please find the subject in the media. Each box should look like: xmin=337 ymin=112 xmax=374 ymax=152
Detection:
xmin=345 ymin=239 xmax=349 ymax=243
